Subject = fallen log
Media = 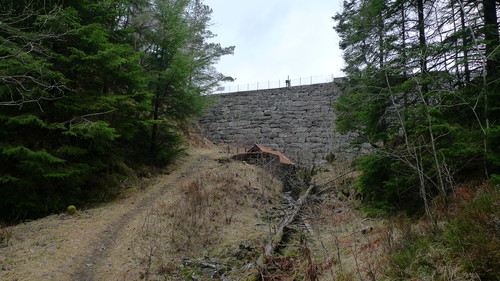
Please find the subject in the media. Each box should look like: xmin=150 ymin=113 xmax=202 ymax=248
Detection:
xmin=242 ymin=170 xmax=353 ymax=280
xmin=251 ymin=183 xmax=316 ymax=273
xmin=241 ymin=184 xmax=317 ymax=280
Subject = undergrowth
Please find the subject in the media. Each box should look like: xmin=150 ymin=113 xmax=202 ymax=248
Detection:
xmin=385 ymin=183 xmax=499 ymax=280
xmin=0 ymin=223 xmax=12 ymax=248
xmin=258 ymin=245 xmax=335 ymax=281
xmin=300 ymin=163 xmax=498 ymax=281
xmin=132 ymin=159 xmax=283 ymax=280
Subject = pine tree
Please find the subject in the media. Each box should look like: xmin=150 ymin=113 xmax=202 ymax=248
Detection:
xmin=133 ymin=0 xmax=233 ymax=162
xmin=333 ymin=0 xmax=499 ymax=214
xmin=0 ymin=0 xmax=233 ymax=222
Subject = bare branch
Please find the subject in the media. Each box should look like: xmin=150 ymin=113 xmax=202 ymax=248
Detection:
xmin=64 ymin=110 xmax=117 ymax=127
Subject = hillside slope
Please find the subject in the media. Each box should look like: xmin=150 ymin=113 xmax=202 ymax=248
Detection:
xmin=0 ymin=146 xmax=285 ymax=280
xmin=3 ymin=144 xmax=495 ymax=280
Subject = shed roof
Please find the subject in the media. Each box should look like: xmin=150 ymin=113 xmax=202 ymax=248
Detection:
xmin=248 ymin=144 xmax=294 ymax=165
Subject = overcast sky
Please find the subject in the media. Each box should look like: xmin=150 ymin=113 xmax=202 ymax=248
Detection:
xmin=204 ymin=0 xmax=344 ymax=88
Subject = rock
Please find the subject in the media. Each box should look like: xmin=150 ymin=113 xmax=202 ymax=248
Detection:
xmin=361 ymin=226 xmax=373 ymax=234
xmin=239 ymin=241 xmax=254 ymax=252
xmin=217 ymin=157 xmax=230 ymax=164
xmin=179 ymin=257 xmax=230 ymax=279
xmin=334 ymin=206 xmax=347 ymax=213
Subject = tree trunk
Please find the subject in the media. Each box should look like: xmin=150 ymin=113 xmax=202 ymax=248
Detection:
xmin=150 ymin=94 xmax=160 ymax=155
xmin=482 ymin=0 xmax=498 ymax=176
xmin=378 ymin=13 xmax=384 ymax=69
xmin=401 ymin=2 xmax=407 ymax=79
xmin=483 ymin=0 xmax=499 ymax=77
xmin=459 ymin=2 xmax=470 ymax=83
xmin=417 ymin=0 xmax=428 ymax=77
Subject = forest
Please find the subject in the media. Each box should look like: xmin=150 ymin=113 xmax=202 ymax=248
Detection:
xmin=0 ymin=0 xmax=233 ymax=222
xmin=0 ymin=0 xmax=498 ymax=279
xmin=331 ymin=1 xmax=499 ymax=278
xmin=0 ymin=0 xmax=498 ymax=222
xmin=333 ymin=0 xmax=499 ymax=215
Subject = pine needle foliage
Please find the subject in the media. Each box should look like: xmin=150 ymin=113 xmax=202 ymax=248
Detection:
xmin=0 ymin=0 xmax=233 ymax=222
xmin=333 ymin=0 xmax=499 ymax=215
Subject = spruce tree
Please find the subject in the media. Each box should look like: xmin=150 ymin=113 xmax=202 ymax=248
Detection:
xmin=333 ymin=0 xmax=499 ymax=214
xmin=0 ymin=0 xmax=233 ymax=222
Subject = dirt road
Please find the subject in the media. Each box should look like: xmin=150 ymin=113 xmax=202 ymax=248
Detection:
xmin=0 ymin=148 xmax=222 ymax=281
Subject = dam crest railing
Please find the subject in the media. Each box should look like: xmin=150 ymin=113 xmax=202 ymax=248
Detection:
xmin=212 ymin=74 xmax=341 ymax=94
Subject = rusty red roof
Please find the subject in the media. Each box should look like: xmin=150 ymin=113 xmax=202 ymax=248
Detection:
xmin=248 ymin=144 xmax=294 ymax=165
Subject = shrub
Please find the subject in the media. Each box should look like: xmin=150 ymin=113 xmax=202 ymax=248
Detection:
xmin=385 ymin=184 xmax=499 ymax=280
xmin=442 ymin=187 xmax=500 ymax=279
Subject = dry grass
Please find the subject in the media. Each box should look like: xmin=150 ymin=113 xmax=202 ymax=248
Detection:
xmin=305 ymin=166 xmax=499 ymax=281
xmin=131 ymin=157 xmax=285 ymax=280
xmin=5 ymin=142 xmax=492 ymax=280
xmin=275 ymin=160 xmax=389 ymax=281
xmin=382 ymin=183 xmax=499 ymax=280
xmin=0 ymin=209 xmax=116 ymax=280
xmin=237 ymin=159 xmax=388 ymax=281
xmin=304 ymin=205 xmax=388 ymax=281
xmin=0 ymin=147 xmax=239 ymax=280
xmin=0 ymin=223 xmax=12 ymax=248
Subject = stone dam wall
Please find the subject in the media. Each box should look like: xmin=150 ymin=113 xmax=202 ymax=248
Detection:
xmin=199 ymin=83 xmax=364 ymax=165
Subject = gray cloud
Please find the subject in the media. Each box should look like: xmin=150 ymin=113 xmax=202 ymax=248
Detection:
xmin=205 ymin=0 xmax=344 ymax=87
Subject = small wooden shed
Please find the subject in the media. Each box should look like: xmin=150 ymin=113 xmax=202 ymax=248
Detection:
xmin=246 ymin=144 xmax=294 ymax=165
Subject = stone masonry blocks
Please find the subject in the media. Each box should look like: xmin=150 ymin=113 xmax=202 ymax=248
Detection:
xmin=199 ymin=83 xmax=358 ymax=165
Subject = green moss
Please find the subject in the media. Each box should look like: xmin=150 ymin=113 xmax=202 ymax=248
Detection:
xmin=283 ymin=250 xmax=300 ymax=257
xmin=67 ymin=205 xmax=77 ymax=215
xmin=179 ymin=267 xmax=202 ymax=281
xmin=272 ymin=234 xmax=282 ymax=244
